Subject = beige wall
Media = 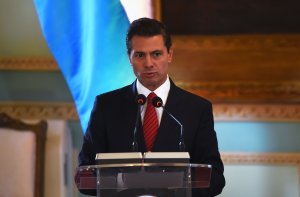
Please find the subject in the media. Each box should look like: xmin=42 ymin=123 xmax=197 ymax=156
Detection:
xmin=0 ymin=0 xmax=51 ymax=57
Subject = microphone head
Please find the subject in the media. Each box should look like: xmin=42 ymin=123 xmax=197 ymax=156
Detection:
xmin=152 ymin=96 xmax=163 ymax=108
xmin=136 ymin=94 xmax=146 ymax=105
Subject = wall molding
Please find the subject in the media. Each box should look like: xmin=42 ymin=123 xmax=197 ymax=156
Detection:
xmin=221 ymin=152 xmax=300 ymax=165
xmin=173 ymin=34 xmax=300 ymax=50
xmin=0 ymin=57 xmax=58 ymax=71
xmin=1 ymin=102 xmax=299 ymax=121
xmin=177 ymin=81 xmax=300 ymax=104
xmin=214 ymin=104 xmax=300 ymax=121
xmin=0 ymin=102 xmax=77 ymax=120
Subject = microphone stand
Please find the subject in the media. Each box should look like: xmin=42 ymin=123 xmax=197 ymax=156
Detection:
xmin=132 ymin=106 xmax=141 ymax=152
xmin=152 ymin=96 xmax=186 ymax=152
xmin=132 ymin=94 xmax=146 ymax=152
xmin=161 ymin=106 xmax=186 ymax=152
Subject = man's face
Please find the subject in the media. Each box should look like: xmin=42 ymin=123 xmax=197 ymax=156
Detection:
xmin=129 ymin=35 xmax=173 ymax=91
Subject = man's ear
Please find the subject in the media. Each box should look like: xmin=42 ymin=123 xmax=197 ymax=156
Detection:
xmin=128 ymin=53 xmax=133 ymax=65
xmin=168 ymin=47 xmax=173 ymax=63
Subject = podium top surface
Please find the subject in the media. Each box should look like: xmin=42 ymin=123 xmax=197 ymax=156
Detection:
xmin=78 ymin=162 xmax=212 ymax=169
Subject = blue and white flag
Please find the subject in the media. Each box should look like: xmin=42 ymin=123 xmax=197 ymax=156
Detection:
xmin=34 ymin=0 xmax=152 ymax=132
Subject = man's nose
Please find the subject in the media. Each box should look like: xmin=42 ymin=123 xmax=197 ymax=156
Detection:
xmin=145 ymin=55 xmax=153 ymax=67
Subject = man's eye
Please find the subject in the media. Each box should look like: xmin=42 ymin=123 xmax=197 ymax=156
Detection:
xmin=135 ymin=53 xmax=144 ymax=58
xmin=152 ymin=52 xmax=162 ymax=57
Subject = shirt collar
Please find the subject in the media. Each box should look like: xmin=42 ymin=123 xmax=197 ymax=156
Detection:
xmin=136 ymin=76 xmax=170 ymax=105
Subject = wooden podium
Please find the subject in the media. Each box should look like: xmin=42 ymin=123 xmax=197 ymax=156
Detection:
xmin=75 ymin=163 xmax=212 ymax=197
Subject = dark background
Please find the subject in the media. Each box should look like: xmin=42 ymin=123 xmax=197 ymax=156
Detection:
xmin=161 ymin=0 xmax=300 ymax=35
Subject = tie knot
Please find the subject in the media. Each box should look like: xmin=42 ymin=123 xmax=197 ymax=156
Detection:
xmin=147 ymin=92 xmax=157 ymax=102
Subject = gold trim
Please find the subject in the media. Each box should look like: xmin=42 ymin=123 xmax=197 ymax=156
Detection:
xmin=221 ymin=152 xmax=300 ymax=165
xmin=177 ymin=81 xmax=300 ymax=104
xmin=0 ymin=57 xmax=58 ymax=71
xmin=173 ymin=34 xmax=300 ymax=50
xmin=214 ymin=104 xmax=300 ymax=121
xmin=0 ymin=102 xmax=78 ymax=120
xmin=0 ymin=102 xmax=299 ymax=121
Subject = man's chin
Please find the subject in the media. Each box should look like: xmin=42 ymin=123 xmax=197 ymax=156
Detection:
xmin=140 ymin=80 xmax=159 ymax=90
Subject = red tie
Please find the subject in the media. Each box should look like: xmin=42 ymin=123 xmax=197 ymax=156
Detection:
xmin=143 ymin=92 xmax=158 ymax=151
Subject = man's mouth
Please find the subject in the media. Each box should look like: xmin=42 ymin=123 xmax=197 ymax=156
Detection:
xmin=143 ymin=72 xmax=156 ymax=78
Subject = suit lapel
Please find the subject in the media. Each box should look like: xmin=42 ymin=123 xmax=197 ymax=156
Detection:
xmin=127 ymin=81 xmax=147 ymax=152
xmin=152 ymin=80 xmax=183 ymax=151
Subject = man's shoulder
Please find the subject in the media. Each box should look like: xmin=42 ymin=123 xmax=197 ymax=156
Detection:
xmin=95 ymin=84 xmax=133 ymax=101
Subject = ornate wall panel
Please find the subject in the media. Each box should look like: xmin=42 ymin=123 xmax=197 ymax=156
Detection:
xmin=170 ymin=35 xmax=300 ymax=83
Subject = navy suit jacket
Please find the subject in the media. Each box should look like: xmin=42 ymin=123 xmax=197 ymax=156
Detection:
xmin=78 ymin=80 xmax=225 ymax=196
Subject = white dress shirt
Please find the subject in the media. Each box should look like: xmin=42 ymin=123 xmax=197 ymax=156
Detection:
xmin=136 ymin=76 xmax=170 ymax=125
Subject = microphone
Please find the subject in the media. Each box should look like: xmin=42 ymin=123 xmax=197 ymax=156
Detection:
xmin=132 ymin=94 xmax=146 ymax=152
xmin=152 ymin=96 xmax=186 ymax=152
xmin=136 ymin=94 xmax=146 ymax=105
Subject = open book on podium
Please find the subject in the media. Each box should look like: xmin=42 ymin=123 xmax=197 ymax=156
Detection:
xmin=76 ymin=152 xmax=212 ymax=197
xmin=95 ymin=152 xmax=190 ymax=164
xmin=95 ymin=152 xmax=143 ymax=164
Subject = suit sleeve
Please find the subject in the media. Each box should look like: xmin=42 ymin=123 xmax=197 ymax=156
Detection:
xmin=76 ymin=96 xmax=109 ymax=196
xmin=78 ymin=96 xmax=108 ymax=166
xmin=191 ymin=101 xmax=225 ymax=196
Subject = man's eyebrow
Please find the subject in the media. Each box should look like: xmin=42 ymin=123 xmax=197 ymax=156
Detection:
xmin=133 ymin=50 xmax=162 ymax=54
xmin=151 ymin=50 xmax=163 ymax=53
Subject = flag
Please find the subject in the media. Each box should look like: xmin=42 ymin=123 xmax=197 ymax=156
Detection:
xmin=34 ymin=0 xmax=152 ymax=132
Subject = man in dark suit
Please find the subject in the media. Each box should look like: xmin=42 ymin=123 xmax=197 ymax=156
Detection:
xmin=78 ymin=17 xmax=225 ymax=196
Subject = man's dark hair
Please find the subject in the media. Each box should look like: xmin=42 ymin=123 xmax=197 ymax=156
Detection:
xmin=126 ymin=17 xmax=172 ymax=55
